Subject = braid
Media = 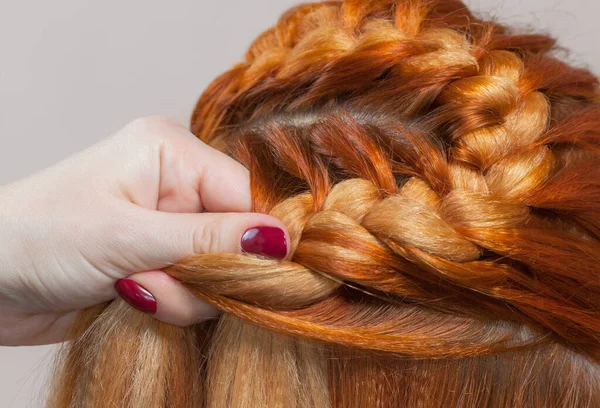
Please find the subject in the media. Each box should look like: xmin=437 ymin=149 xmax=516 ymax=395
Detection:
xmin=169 ymin=107 xmax=600 ymax=353
xmin=186 ymin=0 xmax=600 ymax=371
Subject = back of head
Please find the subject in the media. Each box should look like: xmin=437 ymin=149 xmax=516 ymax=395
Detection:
xmin=49 ymin=1 xmax=600 ymax=407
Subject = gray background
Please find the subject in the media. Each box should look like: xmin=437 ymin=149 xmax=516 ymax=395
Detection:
xmin=0 ymin=0 xmax=598 ymax=406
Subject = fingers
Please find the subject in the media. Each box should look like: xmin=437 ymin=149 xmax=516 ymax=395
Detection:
xmin=113 ymin=116 xmax=252 ymax=214
xmin=170 ymin=130 xmax=252 ymax=213
xmin=152 ymin=118 xmax=253 ymax=213
xmin=106 ymin=116 xmax=292 ymax=326
xmin=115 ymin=271 xmax=220 ymax=327
xmin=113 ymin=208 xmax=290 ymax=326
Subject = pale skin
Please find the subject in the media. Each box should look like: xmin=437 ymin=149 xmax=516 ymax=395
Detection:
xmin=0 ymin=116 xmax=289 ymax=346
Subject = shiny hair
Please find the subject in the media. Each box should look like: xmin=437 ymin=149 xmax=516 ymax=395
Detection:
xmin=48 ymin=1 xmax=600 ymax=407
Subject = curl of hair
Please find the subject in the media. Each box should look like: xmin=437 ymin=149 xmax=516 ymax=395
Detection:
xmin=49 ymin=1 xmax=600 ymax=407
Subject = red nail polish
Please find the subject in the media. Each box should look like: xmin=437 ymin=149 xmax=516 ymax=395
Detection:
xmin=241 ymin=226 xmax=287 ymax=259
xmin=114 ymin=279 xmax=157 ymax=314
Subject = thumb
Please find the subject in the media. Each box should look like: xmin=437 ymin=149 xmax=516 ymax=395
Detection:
xmin=113 ymin=209 xmax=289 ymax=326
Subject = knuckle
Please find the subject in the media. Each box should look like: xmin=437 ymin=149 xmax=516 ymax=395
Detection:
xmin=131 ymin=115 xmax=176 ymax=129
xmin=191 ymin=220 xmax=222 ymax=254
xmin=120 ymin=115 xmax=179 ymax=142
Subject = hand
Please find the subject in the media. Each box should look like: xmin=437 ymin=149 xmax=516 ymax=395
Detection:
xmin=0 ymin=116 xmax=289 ymax=346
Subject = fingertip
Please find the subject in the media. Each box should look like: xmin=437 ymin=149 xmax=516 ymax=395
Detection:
xmin=115 ymin=271 xmax=220 ymax=327
xmin=227 ymin=211 xmax=291 ymax=259
xmin=241 ymin=225 xmax=288 ymax=259
xmin=115 ymin=278 xmax=157 ymax=314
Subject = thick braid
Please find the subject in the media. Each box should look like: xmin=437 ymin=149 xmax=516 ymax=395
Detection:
xmin=166 ymin=154 xmax=600 ymax=353
xmin=191 ymin=0 xmax=594 ymax=142
xmin=183 ymin=0 xmax=600 ymax=359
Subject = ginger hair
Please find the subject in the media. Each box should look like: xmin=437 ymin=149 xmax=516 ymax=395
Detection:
xmin=48 ymin=1 xmax=600 ymax=407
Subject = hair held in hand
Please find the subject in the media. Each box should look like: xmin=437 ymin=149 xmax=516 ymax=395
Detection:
xmin=48 ymin=1 xmax=600 ymax=407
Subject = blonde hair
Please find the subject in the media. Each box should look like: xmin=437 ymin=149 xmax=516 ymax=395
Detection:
xmin=49 ymin=1 xmax=600 ymax=407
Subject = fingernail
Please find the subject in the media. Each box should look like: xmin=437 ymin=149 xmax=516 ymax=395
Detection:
xmin=241 ymin=226 xmax=287 ymax=259
xmin=114 ymin=279 xmax=157 ymax=314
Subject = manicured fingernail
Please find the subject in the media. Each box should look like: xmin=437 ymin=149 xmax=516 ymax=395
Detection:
xmin=241 ymin=226 xmax=288 ymax=259
xmin=114 ymin=279 xmax=157 ymax=314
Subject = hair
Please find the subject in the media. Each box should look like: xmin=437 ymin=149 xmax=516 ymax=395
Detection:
xmin=48 ymin=1 xmax=600 ymax=407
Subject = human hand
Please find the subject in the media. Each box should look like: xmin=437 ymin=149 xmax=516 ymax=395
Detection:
xmin=0 ymin=116 xmax=289 ymax=346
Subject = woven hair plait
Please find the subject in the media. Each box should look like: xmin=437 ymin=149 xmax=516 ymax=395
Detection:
xmin=178 ymin=0 xmax=600 ymax=358
xmin=191 ymin=0 xmax=597 ymax=142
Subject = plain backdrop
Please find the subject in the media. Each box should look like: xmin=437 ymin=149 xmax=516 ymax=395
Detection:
xmin=0 ymin=1 xmax=598 ymax=406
